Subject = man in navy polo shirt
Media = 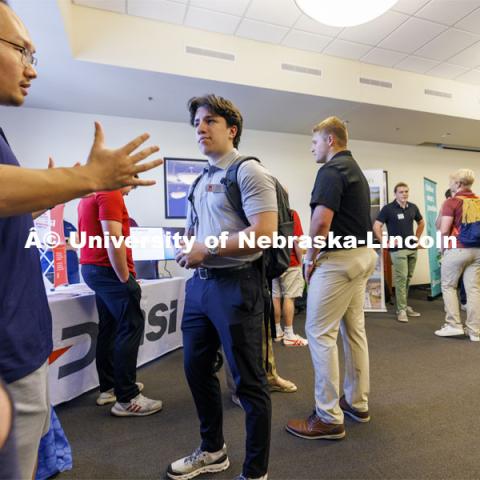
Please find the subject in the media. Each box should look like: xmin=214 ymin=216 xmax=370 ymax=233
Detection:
xmin=0 ymin=2 xmax=161 ymax=477
xmin=373 ymin=183 xmax=425 ymax=323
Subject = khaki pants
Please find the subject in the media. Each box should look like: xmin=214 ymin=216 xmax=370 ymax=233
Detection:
xmin=306 ymin=248 xmax=377 ymax=424
xmin=441 ymin=248 xmax=480 ymax=335
xmin=390 ymin=249 xmax=418 ymax=313
xmin=8 ymin=361 xmax=50 ymax=480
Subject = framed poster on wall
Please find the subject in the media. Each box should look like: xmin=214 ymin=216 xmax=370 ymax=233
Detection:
xmin=164 ymin=158 xmax=208 ymax=219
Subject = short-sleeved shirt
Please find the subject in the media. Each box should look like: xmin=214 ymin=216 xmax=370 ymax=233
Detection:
xmin=186 ymin=149 xmax=277 ymax=268
xmin=0 ymin=128 xmax=52 ymax=384
xmin=78 ymin=191 xmax=135 ymax=274
xmin=290 ymin=210 xmax=304 ymax=267
xmin=376 ymin=200 xmax=423 ymax=251
xmin=441 ymin=189 xmax=477 ymax=249
xmin=310 ymin=150 xmax=371 ymax=250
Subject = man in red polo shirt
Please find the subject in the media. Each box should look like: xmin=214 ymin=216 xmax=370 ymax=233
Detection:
xmin=78 ymin=186 xmax=163 ymax=416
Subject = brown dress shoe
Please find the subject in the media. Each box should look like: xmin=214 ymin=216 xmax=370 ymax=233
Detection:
xmin=286 ymin=411 xmax=345 ymax=440
xmin=339 ymin=396 xmax=370 ymax=423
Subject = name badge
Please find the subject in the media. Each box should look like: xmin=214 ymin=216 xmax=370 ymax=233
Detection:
xmin=206 ymin=184 xmax=225 ymax=193
xmin=397 ymin=213 xmax=405 ymax=220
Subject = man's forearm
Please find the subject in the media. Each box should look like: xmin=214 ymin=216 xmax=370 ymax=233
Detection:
xmin=0 ymin=165 xmax=96 ymax=217
xmin=107 ymin=244 xmax=129 ymax=283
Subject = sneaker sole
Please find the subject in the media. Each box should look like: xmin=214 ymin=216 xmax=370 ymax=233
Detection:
xmin=110 ymin=403 xmax=163 ymax=417
xmin=285 ymin=425 xmax=345 ymax=440
xmin=434 ymin=331 xmax=465 ymax=337
xmin=166 ymin=457 xmax=230 ymax=480
xmin=406 ymin=313 xmax=421 ymax=317
xmin=342 ymin=409 xmax=371 ymax=423
xmin=96 ymin=382 xmax=144 ymax=406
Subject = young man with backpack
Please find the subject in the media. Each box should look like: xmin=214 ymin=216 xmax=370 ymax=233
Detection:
xmin=435 ymin=169 xmax=480 ymax=342
xmin=169 ymin=95 xmax=277 ymax=480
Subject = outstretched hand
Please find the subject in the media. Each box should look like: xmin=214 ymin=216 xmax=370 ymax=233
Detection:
xmin=86 ymin=122 xmax=163 ymax=190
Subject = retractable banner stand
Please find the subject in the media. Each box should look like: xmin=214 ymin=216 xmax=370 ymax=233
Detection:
xmin=363 ymin=169 xmax=387 ymax=312
xmin=50 ymin=205 xmax=68 ymax=287
xmin=424 ymin=178 xmax=442 ymax=298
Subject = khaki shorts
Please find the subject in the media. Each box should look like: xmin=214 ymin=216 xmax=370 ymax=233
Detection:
xmin=272 ymin=266 xmax=304 ymax=298
xmin=8 ymin=361 xmax=50 ymax=480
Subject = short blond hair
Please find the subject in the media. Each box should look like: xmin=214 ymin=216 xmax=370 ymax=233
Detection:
xmin=312 ymin=116 xmax=348 ymax=148
xmin=450 ymin=169 xmax=475 ymax=187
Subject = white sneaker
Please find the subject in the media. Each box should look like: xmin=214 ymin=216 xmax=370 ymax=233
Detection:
xmin=274 ymin=331 xmax=284 ymax=343
xmin=96 ymin=382 xmax=144 ymax=406
xmin=469 ymin=334 xmax=480 ymax=342
xmin=110 ymin=393 xmax=162 ymax=417
xmin=434 ymin=324 xmax=465 ymax=337
xmin=461 ymin=304 xmax=467 ymax=312
xmin=283 ymin=334 xmax=308 ymax=347
xmin=396 ymin=310 xmax=408 ymax=323
xmin=167 ymin=445 xmax=229 ymax=480
xmin=406 ymin=306 xmax=421 ymax=317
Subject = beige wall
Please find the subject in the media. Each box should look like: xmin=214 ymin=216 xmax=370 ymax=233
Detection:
xmin=2 ymin=106 xmax=479 ymax=284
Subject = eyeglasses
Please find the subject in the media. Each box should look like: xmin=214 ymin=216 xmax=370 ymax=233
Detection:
xmin=0 ymin=37 xmax=37 ymax=67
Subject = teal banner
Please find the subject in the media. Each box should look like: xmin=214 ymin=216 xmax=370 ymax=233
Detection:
xmin=424 ymin=178 xmax=441 ymax=297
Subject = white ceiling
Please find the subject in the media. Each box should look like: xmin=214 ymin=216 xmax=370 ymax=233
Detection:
xmin=73 ymin=0 xmax=480 ymax=84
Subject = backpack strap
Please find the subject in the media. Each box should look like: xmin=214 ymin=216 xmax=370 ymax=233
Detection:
xmin=221 ymin=156 xmax=261 ymax=227
xmin=187 ymin=167 xmax=208 ymax=233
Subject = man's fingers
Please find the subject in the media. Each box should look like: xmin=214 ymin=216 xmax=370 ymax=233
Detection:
xmin=93 ymin=122 xmax=105 ymax=149
xmin=132 ymin=158 xmax=164 ymax=174
xmin=129 ymin=178 xmax=157 ymax=187
xmin=130 ymin=145 xmax=160 ymax=163
xmin=121 ymin=133 xmax=150 ymax=155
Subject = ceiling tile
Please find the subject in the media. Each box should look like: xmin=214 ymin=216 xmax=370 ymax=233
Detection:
xmin=127 ymin=0 xmax=186 ymax=24
xmin=245 ymin=0 xmax=302 ymax=27
xmin=415 ymin=28 xmax=480 ymax=60
xmin=448 ymin=40 xmax=480 ymax=67
xmin=455 ymin=7 xmax=480 ymax=34
xmin=379 ymin=17 xmax=447 ymax=53
xmin=395 ymin=55 xmax=440 ymax=73
xmin=282 ymin=30 xmax=332 ymax=53
xmin=339 ymin=10 xmax=408 ymax=46
xmin=184 ymin=7 xmax=240 ymax=35
xmin=426 ymin=62 xmax=470 ymax=78
xmin=361 ymin=47 xmax=407 ymax=67
xmin=323 ymin=39 xmax=372 ymax=61
xmin=236 ymin=19 xmax=289 ymax=44
xmin=294 ymin=14 xmax=344 ymax=37
xmin=454 ymin=68 xmax=480 ymax=84
xmin=188 ymin=0 xmax=250 ymax=16
xmin=392 ymin=0 xmax=430 ymax=15
xmin=415 ymin=0 xmax=480 ymax=25
xmin=74 ymin=0 xmax=126 ymax=13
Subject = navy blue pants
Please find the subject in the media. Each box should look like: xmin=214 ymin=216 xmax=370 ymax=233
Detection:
xmin=182 ymin=266 xmax=271 ymax=478
xmin=81 ymin=265 xmax=143 ymax=403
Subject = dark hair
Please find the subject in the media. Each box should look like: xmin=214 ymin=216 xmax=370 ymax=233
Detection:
xmin=188 ymin=94 xmax=243 ymax=148
xmin=445 ymin=188 xmax=452 ymax=199
xmin=0 ymin=1 xmax=10 ymax=5
xmin=394 ymin=182 xmax=408 ymax=193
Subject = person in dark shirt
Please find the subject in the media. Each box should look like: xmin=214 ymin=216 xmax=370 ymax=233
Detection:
xmin=373 ymin=183 xmax=424 ymax=323
xmin=0 ymin=1 xmax=161 ymax=477
xmin=286 ymin=116 xmax=377 ymax=440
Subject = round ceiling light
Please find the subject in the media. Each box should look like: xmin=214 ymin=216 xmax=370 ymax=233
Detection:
xmin=295 ymin=0 xmax=399 ymax=27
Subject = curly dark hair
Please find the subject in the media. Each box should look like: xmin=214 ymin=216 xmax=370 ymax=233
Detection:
xmin=188 ymin=94 xmax=243 ymax=148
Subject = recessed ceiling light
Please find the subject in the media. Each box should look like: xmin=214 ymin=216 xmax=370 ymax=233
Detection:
xmin=295 ymin=0 xmax=399 ymax=27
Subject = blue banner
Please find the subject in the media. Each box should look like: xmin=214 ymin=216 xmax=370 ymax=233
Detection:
xmin=424 ymin=178 xmax=441 ymax=297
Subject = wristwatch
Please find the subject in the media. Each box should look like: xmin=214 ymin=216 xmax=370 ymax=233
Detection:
xmin=207 ymin=245 xmax=220 ymax=257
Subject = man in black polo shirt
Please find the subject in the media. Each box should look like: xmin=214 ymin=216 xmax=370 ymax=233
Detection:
xmin=373 ymin=183 xmax=424 ymax=323
xmin=286 ymin=116 xmax=377 ymax=440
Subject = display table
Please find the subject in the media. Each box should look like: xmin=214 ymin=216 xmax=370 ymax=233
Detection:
xmin=47 ymin=278 xmax=185 ymax=405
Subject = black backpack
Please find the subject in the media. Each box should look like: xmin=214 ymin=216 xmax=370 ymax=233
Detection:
xmin=188 ymin=156 xmax=294 ymax=281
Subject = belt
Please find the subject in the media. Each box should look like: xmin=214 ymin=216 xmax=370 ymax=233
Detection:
xmin=195 ymin=263 xmax=254 ymax=280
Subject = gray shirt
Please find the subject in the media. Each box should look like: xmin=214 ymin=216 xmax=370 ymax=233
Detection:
xmin=186 ymin=149 xmax=277 ymax=268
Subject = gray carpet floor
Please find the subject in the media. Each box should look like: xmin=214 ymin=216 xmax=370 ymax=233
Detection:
xmin=56 ymin=290 xmax=480 ymax=479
